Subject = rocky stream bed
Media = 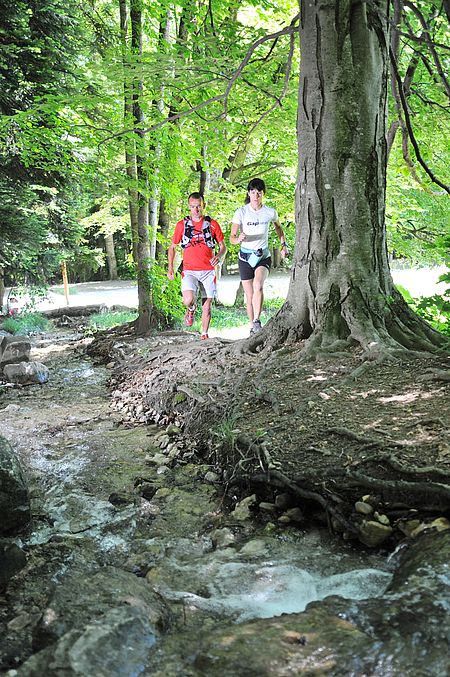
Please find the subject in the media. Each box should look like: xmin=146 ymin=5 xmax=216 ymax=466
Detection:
xmin=1 ymin=324 xmax=450 ymax=676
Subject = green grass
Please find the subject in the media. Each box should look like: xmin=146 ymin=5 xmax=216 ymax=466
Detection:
xmin=86 ymin=310 xmax=138 ymax=332
xmin=1 ymin=312 xmax=51 ymax=335
xmin=187 ymin=297 xmax=285 ymax=332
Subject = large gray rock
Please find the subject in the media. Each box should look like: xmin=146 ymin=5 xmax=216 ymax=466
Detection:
xmin=0 ymin=436 xmax=30 ymax=534
xmin=33 ymin=565 xmax=171 ymax=650
xmin=0 ymin=540 xmax=27 ymax=591
xmin=3 ymin=361 xmax=49 ymax=385
xmin=0 ymin=336 xmax=31 ymax=368
xmin=7 ymin=607 xmax=159 ymax=677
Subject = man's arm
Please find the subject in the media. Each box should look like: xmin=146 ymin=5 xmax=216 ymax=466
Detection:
xmin=211 ymin=239 xmax=227 ymax=267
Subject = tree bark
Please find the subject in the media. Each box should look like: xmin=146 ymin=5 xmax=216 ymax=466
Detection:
xmin=131 ymin=0 xmax=153 ymax=334
xmin=119 ymin=0 xmax=139 ymax=264
xmin=104 ymin=234 xmax=118 ymax=280
xmin=0 ymin=269 xmax=4 ymax=311
xmin=252 ymin=0 xmax=447 ymax=358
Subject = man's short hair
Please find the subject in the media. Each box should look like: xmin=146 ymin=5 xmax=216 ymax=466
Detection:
xmin=188 ymin=192 xmax=205 ymax=203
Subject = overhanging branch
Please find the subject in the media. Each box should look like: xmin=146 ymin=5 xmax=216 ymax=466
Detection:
xmin=389 ymin=47 xmax=450 ymax=194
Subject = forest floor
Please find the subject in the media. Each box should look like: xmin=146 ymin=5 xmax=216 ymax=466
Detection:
xmin=89 ymin=324 xmax=450 ymax=549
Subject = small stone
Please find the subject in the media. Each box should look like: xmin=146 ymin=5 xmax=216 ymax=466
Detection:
xmin=230 ymin=494 xmax=257 ymax=521
xmin=204 ymin=471 xmax=220 ymax=483
xmin=158 ymin=435 xmax=170 ymax=450
xmin=410 ymin=522 xmax=427 ymax=538
xmin=274 ymin=493 xmax=294 ymax=510
xmin=374 ymin=512 xmax=390 ymax=526
xmin=430 ymin=517 xmax=450 ymax=531
xmin=7 ymin=612 xmax=33 ymax=632
xmin=148 ymin=453 xmax=170 ymax=466
xmin=259 ymin=502 xmax=277 ymax=513
xmin=285 ymin=507 xmax=304 ymax=523
xmin=240 ymin=539 xmax=267 ymax=556
xmin=358 ymin=520 xmax=393 ymax=547
xmin=278 ymin=514 xmax=291 ymax=524
xmin=355 ymin=501 xmax=374 ymax=515
xmin=211 ymin=528 xmax=236 ymax=548
xmin=398 ymin=519 xmax=421 ymax=536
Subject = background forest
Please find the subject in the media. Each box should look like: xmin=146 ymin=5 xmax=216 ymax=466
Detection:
xmin=0 ymin=0 xmax=449 ymax=330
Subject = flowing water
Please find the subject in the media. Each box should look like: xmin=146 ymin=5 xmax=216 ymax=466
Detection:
xmin=1 ymin=330 xmax=396 ymax=674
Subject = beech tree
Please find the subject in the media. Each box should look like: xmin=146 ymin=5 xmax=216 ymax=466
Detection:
xmin=249 ymin=0 xmax=449 ymax=358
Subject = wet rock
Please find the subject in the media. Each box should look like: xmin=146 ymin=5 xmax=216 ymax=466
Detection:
xmin=0 ymin=540 xmax=27 ymax=591
xmin=285 ymin=507 xmax=304 ymax=524
xmin=240 ymin=539 xmax=267 ymax=557
xmin=108 ymin=491 xmax=133 ymax=507
xmin=430 ymin=516 xmax=450 ymax=531
xmin=373 ymin=512 xmax=390 ymax=526
xmin=0 ymin=435 xmax=31 ymax=534
xmin=10 ymin=606 xmax=159 ymax=677
xmin=211 ymin=528 xmax=236 ymax=548
xmin=259 ymin=502 xmax=277 ymax=513
xmin=355 ymin=501 xmax=373 ymax=515
xmin=274 ymin=493 xmax=295 ymax=510
xmin=358 ymin=520 xmax=393 ymax=547
xmin=3 ymin=361 xmax=49 ymax=385
xmin=33 ymin=565 xmax=171 ymax=650
xmin=0 ymin=336 xmax=31 ymax=369
xmin=230 ymin=494 xmax=257 ymax=521
xmin=204 ymin=471 xmax=220 ymax=483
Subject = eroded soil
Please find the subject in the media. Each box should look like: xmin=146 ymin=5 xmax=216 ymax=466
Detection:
xmin=89 ymin=326 xmax=450 ymax=544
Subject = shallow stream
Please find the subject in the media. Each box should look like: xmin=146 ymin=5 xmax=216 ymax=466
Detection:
xmin=0 ymin=330 xmax=398 ymax=674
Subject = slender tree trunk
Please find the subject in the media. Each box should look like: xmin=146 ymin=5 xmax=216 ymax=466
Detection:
xmin=156 ymin=196 xmax=170 ymax=263
xmin=104 ymin=234 xmax=118 ymax=280
xmin=131 ymin=0 xmax=153 ymax=334
xmin=119 ymin=0 xmax=139 ymax=264
xmin=253 ymin=0 xmax=447 ymax=357
xmin=0 ymin=268 xmax=4 ymax=311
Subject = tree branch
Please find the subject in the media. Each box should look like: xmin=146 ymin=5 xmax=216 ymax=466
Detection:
xmin=403 ymin=0 xmax=450 ymax=99
xmin=98 ymin=21 xmax=299 ymax=146
xmin=389 ymin=47 xmax=450 ymax=194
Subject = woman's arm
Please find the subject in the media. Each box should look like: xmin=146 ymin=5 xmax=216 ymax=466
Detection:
xmin=230 ymin=222 xmax=246 ymax=245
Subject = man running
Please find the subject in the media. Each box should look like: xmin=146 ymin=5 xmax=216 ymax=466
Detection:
xmin=167 ymin=192 xmax=226 ymax=339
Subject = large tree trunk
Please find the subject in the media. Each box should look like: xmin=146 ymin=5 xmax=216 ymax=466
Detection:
xmin=252 ymin=0 xmax=447 ymax=358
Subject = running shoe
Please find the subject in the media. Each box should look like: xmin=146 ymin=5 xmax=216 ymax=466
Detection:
xmin=184 ymin=306 xmax=195 ymax=327
xmin=200 ymin=333 xmax=209 ymax=340
xmin=250 ymin=319 xmax=262 ymax=335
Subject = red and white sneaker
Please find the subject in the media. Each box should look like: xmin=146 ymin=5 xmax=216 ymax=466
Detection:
xmin=184 ymin=306 xmax=195 ymax=327
xmin=200 ymin=333 xmax=209 ymax=340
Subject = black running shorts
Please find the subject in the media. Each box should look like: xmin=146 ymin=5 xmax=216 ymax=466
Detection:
xmin=238 ymin=256 xmax=271 ymax=281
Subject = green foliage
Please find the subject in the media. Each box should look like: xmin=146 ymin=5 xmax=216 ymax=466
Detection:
xmin=397 ymin=272 xmax=450 ymax=337
xmin=187 ymin=295 xmax=285 ymax=332
xmin=211 ymin=412 xmax=241 ymax=452
xmin=148 ymin=262 xmax=184 ymax=325
xmin=86 ymin=310 xmax=138 ymax=333
xmin=1 ymin=312 xmax=50 ymax=335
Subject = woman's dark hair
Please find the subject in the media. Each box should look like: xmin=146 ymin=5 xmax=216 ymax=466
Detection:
xmin=245 ymin=178 xmax=266 ymax=203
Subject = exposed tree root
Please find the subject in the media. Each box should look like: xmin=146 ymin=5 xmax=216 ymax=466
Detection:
xmin=346 ymin=470 xmax=450 ymax=506
xmin=249 ymin=469 xmax=359 ymax=534
xmin=355 ymin=451 xmax=450 ymax=479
